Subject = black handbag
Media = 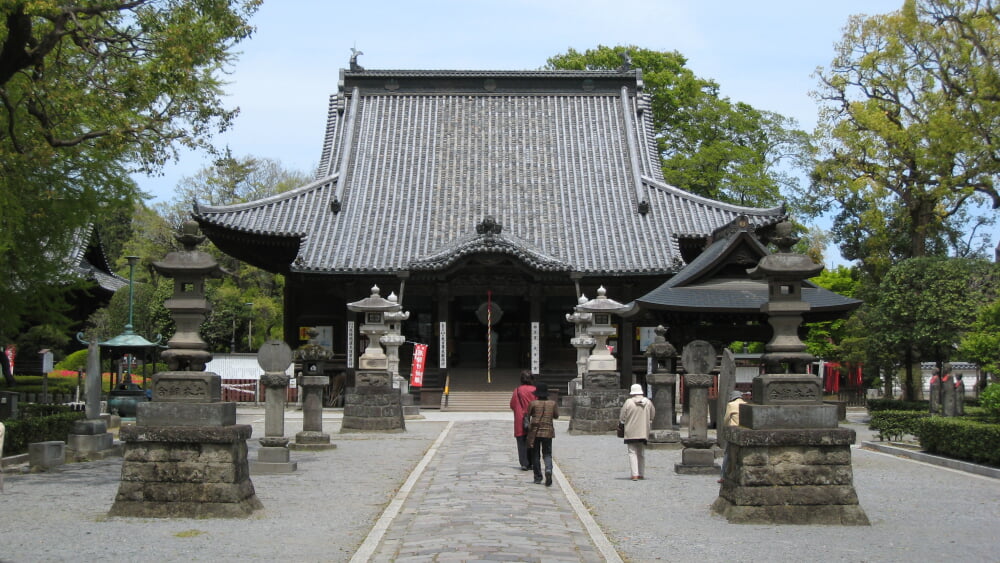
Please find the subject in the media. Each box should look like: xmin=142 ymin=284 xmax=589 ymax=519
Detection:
xmin=523 ymin=413 xmax=531 ymax=432
xmin=616 ymin=422 xmax=625 ymax=438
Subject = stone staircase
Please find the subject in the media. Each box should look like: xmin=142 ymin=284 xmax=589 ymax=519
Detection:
xmin=441 ymin=391 xmax=511 ymax=412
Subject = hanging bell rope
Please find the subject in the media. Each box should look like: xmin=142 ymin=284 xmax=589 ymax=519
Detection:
xmin=486 ymin=290 xmax=493 ymax=383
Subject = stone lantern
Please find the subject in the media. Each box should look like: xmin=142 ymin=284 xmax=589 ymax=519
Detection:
xmin=712 ymin=221 xmax=869 ymax=525
xmin=568 ymin=286 xmax=634 ymax=434
xmin=342 ymin=285 xmax=406 ymax=431
xmin=565 ymin=294 xmax=594 ymax=392
xmin=109 ymin=220 xmax=261 ymax=518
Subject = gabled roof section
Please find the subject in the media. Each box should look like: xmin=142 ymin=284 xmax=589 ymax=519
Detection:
xmin=410 ymin=216 xmax=571 ymax=272
xmin=195 ymin=67 xmax=787 ymax=276
xmin=636 ymin=217 xmax=861 ymax=316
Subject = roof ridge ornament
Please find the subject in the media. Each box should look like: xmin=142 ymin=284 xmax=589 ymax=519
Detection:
xmin=350 ymin=47 xmax=364 ymax=72
xmin=475 ymin=215 xmax=503 ymax=236
xmin=617 ymin=50 xmax=633 ymax=73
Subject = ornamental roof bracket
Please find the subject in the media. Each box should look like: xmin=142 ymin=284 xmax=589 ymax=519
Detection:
xmin=619 ymin=86 xmax=649 ymax=215
xmin=331 ymin=87 xmax=361 ymax=214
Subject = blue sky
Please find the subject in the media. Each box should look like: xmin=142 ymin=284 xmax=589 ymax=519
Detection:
xmin=140 ymin=0 xmax=949 ymax=264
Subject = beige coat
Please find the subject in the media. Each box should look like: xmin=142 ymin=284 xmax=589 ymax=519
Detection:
xmin=619 ymin=395 xmax=655 ymax=441
xmin=724 ymin=397 xmax=745 ymax=427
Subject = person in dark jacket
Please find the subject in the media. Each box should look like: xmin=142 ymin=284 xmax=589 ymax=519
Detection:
xmin=526 ymin=382 xmax=559 ymax=486
xmin=509 ymin=370 xmax=536 ymax=471
xmin=619 ymin=383 xmax=655 ymax=481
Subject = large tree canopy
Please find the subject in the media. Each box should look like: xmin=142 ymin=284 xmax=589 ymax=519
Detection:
xmin=547 ymin=45 xmax=811 ymax=208
xmin=806 ymin=0 xmax=999 ymax=280
xmin=0 ymin=0 xmax=261 ymax=344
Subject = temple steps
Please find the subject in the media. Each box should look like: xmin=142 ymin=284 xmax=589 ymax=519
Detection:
xmin=441 ymin=391 xmax=511 ymax=412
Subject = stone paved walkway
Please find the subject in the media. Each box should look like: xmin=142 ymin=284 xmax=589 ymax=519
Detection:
xmin=355 ymin=420 xmax=615 ymax=563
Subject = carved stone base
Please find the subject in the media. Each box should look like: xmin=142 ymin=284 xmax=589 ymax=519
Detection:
xmin=341 ymin=384 xmax=405 ymax=432
xmin=109 ymin=425 xmax=262 ymax=518
xmin=712 ymin=426 xmax=869 ymax=525
xmin=569 ymin=387 xmax=628 ymax=434
xmin=674 ymin=446 xmax=720 ymax=474
xmin=291 ymin=430 xmax=336 ymax=450
xmin=250 ymin=445 xmax=297 ymax=474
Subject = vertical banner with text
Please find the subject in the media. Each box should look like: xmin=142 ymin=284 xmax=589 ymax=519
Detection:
xmin=410 ymin=343 xmax=428 ymax=387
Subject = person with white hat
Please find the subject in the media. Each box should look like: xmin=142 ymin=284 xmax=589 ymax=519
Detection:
xmin=619 ymin=383 xmax=655 ymax=481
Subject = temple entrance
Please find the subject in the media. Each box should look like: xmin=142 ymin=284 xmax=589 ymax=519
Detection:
xmin=451 ymin=294 xmax=529 ymax=370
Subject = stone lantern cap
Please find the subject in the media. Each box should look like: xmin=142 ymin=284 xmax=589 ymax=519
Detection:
xmin=747 ymin=221 xmax=823 ymax=281
xmin=152 ymin=220 xmax=226 ymax=279
xmin=347 ymin=285 xmax=402 ymax=313
xmin=576 ymin=286 xmax=635 ymax=316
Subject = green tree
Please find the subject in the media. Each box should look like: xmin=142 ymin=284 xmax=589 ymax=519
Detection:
xmin=0 ymin=0 xmax=261 ymax=347
xmin=958 ymin=298 xmax=1000 ymax=384
xmin=806 ymin=0 xmax=999 ymax=280
xmin=803 ymin=266 xmax=860 ymax=361
xmin=546 ymin=45 xmax=811 ymax=207
xmin=864 ymin=256 xmax=996 ymax=400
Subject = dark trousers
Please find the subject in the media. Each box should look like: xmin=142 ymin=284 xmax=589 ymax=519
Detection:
xmin=516 ymin=435 xmax=532 ymax=469
xmin=530 ymin=437 xmax=553 ymax=480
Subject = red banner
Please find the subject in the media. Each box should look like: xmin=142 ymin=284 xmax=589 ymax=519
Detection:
xmin=5 ymin=345 xmax=15 ymax=373
xmin=410 ymin=343 xmax=427 ymax=387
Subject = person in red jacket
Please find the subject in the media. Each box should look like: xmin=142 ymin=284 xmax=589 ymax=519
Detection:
xmin=509 ymin=370 xmax=536 ymax=471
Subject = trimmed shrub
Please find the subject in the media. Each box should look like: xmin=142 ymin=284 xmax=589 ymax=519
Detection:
xmin=2 ymin=410 xmax=85 ymax=456
xmin=914 ymin=416 xmax=1000 ymax=467
xmin=867 ymin=398 xmax=930 ymax=412
xmin=869 ymin=410 xmax=929 ymax=441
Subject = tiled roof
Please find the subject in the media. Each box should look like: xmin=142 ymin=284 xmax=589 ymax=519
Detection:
xmin=68 ymin=225 xmax=128 ymax=293
xmin=195 ymin=69 xmax=785 ymax=276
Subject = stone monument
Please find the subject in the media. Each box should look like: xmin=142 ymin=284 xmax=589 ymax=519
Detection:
xmin=108 ymin=220 xmax=262 ymax=518
xmin=250 ymin=340 xmax=297 ymax=473
xmin=342 ymin=285 xmax=406 ymax=431
xmin=65 ymin=340 xmax=115 ymax=460
xmin=674 ymin=340 xmax=721 ymax=474
xmin=568 ymin=287 xmax=633 ymax=434
xmin=712 ymin=221 xmax=869 ymax=525
xmin=383 ymin=292 xmax=419 ymax=417
xmin=645 ymin=325 xmax=680 ymax=447
xmin=716 ymin=348 xmax=737 ymax=451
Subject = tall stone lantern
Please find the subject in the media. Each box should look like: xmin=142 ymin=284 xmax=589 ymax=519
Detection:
xmin=712 ymin=221 xmax=869 ymax=525
xmin=565 ymin=294 xmax=594 ymax=393
xmin=109 ymin=220 xmax=262 ymax=518
xmin=568 ymin=286 xmax=634 ymax=434
xmin=342 ymin=285 xmax=406 ymax=431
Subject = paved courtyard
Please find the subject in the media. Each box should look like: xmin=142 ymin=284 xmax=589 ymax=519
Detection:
xmin=1 ymin=407 xmax=998 ymax=562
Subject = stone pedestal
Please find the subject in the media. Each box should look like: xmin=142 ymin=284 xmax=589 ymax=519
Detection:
xmin=292 ymin=375 xmax=336 ymax=448
xmin=28 ymin=441 xmax=65 ymax=472
xmin=66 ymin=419 xmax=116 ymax=460
xmin=110 ymin=425 xmax=262 ymax=518
xmin=647 ymin=372 xmax=680 ymax=447
xmin=712 ymin=426 xmax=869 ymax=525
xmin=109 ymin=371 xmax=262 ymax=518
xmin=569 ymin=371 xmax=626 ymax=434
xmin=675 ymin=373 xmax=719 ymax=474
xmin=342 ymin=377 xmax=406 ymax=432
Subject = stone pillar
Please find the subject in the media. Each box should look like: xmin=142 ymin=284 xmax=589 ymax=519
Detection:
xmin=712 ymin=221 xmax=868 ymax=525
xmin=675 ymin=341 xmax=720 ymax=474
xmin=66 ymin=340 xmax=115 ymax=460
xmin=645 ymin=326 xmax=679 ymax=447
xmin=252 ymin=340 xmax=298 ymax=473
xmin=292 ymin=375 xmax=335 ymax=449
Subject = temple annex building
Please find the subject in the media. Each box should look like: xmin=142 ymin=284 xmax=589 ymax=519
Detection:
xmin=193 ymin=61 xmax=856 ymax=394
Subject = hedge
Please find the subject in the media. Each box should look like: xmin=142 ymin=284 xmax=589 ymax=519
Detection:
xmin=914 ymin=417 xmax=1000 ymax=467
xmin=2 ymin=408 xmax=85 ymax=456
xmin=867 ymin=398 xmax=930 ymax=412
xmin=868 ymin=410 xmax=929 ymax=441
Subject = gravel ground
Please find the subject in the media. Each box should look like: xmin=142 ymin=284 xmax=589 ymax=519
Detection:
xmin=1 ymin=408 xmax=998 ymax=563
